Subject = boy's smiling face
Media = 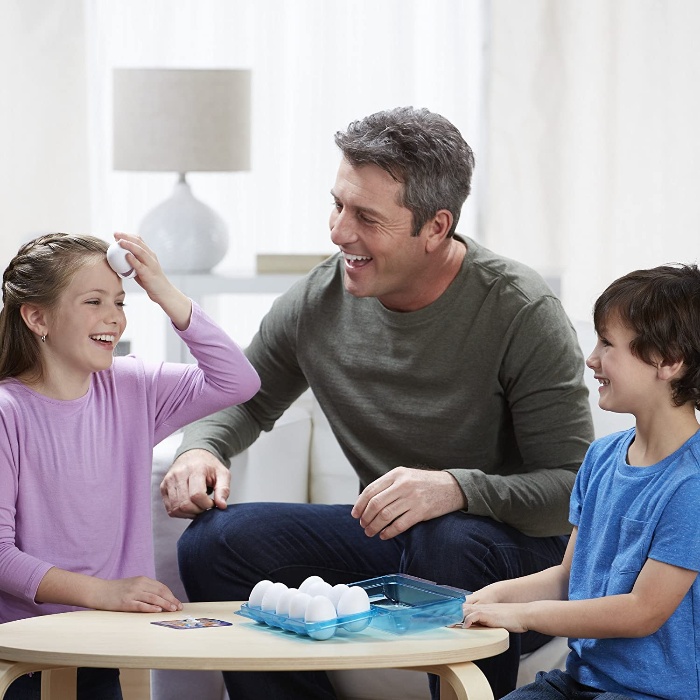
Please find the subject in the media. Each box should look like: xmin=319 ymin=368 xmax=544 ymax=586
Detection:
xmin=586 ymin=317 xmax=661 ymax=416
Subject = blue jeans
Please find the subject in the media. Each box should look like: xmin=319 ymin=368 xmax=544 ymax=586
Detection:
xmin=178 ymin=503 xmax=567 ymax=700
xmin=5 ymin=668 xmax=122 ymax=700
xmin=505 ymin=669 xmax=634 ymax=699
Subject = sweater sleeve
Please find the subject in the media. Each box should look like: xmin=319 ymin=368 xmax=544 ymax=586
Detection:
xmin=447 ymin=296 xmax=594 ymax=536
xmin=144 ymin=301 xmax=260 ymax=445
xmin=0 ymin=401 xmax=53 ymax=603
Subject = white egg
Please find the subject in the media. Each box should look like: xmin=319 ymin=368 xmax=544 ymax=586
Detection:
xmin=306 ymin=580 xmax=334 ymax=599
xmin=298 ymin=575 xmax=326 ymax=594
xmin=106 ymin=242 xmax=136 ymax=279
xmin=260 ymin=581 xmax=289 ymax=611
xmin=248 ymin=579 xmax=274 ymax=608
xmin=337 ymin=586 xmax=371 ymax=632
xmin=288 ymin=591 xmax=312 ymax=619
xmin=275 ymin=587 xmax=298 ymax=616
xmin=304 ymin=595 xmax=338 ymax=640
xmin=328 ymin=584 xmax=350 ymax=611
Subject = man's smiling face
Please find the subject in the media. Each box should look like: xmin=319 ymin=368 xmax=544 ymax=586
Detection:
xmin=329 ymin=158 xmax=431 ymax=312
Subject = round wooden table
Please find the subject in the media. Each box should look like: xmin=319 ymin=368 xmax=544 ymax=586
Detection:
xmin=0 ymin=601 xmax=508 ymax=700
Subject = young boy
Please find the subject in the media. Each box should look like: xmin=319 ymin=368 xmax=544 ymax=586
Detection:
xmin=462 ymin=263 xmax=700 ymax=700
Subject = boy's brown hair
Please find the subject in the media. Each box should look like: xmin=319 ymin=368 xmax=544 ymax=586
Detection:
xmin=593 ymin=263 xmax=700 ymax=410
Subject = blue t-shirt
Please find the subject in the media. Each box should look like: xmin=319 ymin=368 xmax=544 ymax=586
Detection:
xmin=566 ymin=428 xmax=700 ymax=699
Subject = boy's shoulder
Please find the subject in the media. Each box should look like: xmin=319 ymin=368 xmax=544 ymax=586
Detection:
xmin=588 ymin=428 xmax=634 ymax=456
xmin=682 ymin=428 xmax=700 ymax=468
xmin=576 ymin=429 xmax=634 ymax=484
xmin=585 ymin=426 xmax=700 ymax=476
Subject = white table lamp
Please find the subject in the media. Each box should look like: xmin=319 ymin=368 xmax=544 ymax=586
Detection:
xmin=113 ymin=68 xmax=251 ymax=272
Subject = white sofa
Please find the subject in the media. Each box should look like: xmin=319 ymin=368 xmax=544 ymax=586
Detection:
xmin=149 ymin=320 xmax=634 ymax=700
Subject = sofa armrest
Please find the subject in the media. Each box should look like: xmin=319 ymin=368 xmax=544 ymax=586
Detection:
xmin=308 ymin=397 xmax=360 ymax=504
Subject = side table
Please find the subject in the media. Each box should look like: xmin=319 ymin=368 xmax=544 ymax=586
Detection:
xmin=0 ymin=601 xmax=508 ymax=700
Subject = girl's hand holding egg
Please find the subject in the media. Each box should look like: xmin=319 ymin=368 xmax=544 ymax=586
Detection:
xmin=107 ymin=241 xmax=137 ymax=279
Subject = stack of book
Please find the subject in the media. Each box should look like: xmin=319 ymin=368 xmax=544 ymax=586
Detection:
xmin=256 ymin=253 xmax=332 ymax=274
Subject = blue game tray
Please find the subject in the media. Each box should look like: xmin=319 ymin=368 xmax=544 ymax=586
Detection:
xmin=236 ymin=573 xmax=466 ymax=639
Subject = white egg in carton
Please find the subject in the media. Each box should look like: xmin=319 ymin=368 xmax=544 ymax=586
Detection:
xmin=238 ymin=575 xmax=374 ymax=640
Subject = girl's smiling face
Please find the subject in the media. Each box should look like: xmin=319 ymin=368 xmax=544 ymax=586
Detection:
xmin=43 ymin=258 xmax=127 ymax=382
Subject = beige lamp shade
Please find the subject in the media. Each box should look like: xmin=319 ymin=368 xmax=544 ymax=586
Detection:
xmin=113 ymin=68 xmax=251 ymax=173
xmin=112 ymin=68 xmax=251 ymax=273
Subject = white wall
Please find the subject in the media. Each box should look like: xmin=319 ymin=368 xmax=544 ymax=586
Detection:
xmin=86 ymin=0 xmax=486 ymax=275
xmin=0 ymin=0 xmax=486 ymax=362
xmin=0 ymin=0 xmax=91 ymax=261
xmin=4 ymin=1 xmax=700 ymax=359
xmin=84 ymin=0 xmax=487 ymax=359
xmin=483 ymin=0 xmax=700 ymax=321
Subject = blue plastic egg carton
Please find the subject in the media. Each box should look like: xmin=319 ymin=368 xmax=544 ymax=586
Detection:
xmin=236 ymin=573 xmax=466 ymax=639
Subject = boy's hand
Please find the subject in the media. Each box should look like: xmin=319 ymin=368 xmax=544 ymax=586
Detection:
xmin=463 ymin=582 xmax=504 ymax=606
xmin=462 ymin=602 xmax=530 ymax=633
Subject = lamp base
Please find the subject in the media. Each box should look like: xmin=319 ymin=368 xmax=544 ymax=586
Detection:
xmin=139 ymin=176 xmax=228 ymax=273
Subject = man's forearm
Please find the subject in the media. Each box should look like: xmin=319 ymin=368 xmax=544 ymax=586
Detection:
xmin=176 ymin=404 xmax=261 ymax=463
xmin=452 ymin=466 xmax=578 ymax=537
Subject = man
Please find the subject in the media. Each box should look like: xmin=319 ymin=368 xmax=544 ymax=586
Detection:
xmin=161 ymin=106 xmax=594 ymax=699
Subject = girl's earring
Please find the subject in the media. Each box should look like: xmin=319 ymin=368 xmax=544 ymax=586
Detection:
xmin=40 ymin=335 xmax=46 ymax=343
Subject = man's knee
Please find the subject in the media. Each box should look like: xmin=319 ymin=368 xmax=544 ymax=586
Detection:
xmin=178 ymin=508 xmax=228 ymax=565
xmin=177 ymin=506 xmax=268 ymax=601
xmin=400 ymin=513 xmax=557 ymax=592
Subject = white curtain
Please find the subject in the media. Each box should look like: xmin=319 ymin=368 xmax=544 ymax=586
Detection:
xmin=483 ymin=0 xmax=700 ymax=323
xmin=5 ymin=0 xmax=698 ymax=340
xmin=80 ymin=0 xmax=486 ymax=358
xmin=85 ymin=0 xmax=487 ymax=276
xmin=0 ymin=0 xmax=91 ymax=263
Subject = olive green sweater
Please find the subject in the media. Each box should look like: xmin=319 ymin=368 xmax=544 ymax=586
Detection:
xmin=177 ymin=237 xmax=593 ymax=537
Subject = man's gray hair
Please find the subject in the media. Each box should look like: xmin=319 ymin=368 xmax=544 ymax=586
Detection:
xmin=334 ymin=106 xmax=475 ymax=237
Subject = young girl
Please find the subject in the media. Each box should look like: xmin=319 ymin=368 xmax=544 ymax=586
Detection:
xmin=462 ymin=263 xmax=700 ymax=700
xmin=0 ymin=232 xmax=260 ymax=699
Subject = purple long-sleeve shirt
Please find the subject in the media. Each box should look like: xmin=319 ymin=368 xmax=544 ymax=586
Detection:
xmin=0 ymin=302 xmax=260 ymax=623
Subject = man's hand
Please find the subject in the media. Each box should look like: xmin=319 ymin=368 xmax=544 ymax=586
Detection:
xmin=351 ymin=467 xmax=466 ymax=539
xmin=160 ymin=449 xmax=231 ymax=519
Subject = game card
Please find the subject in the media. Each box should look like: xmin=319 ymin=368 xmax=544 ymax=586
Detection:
xmin=151 ymin=617 xmax=233 ymax=629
